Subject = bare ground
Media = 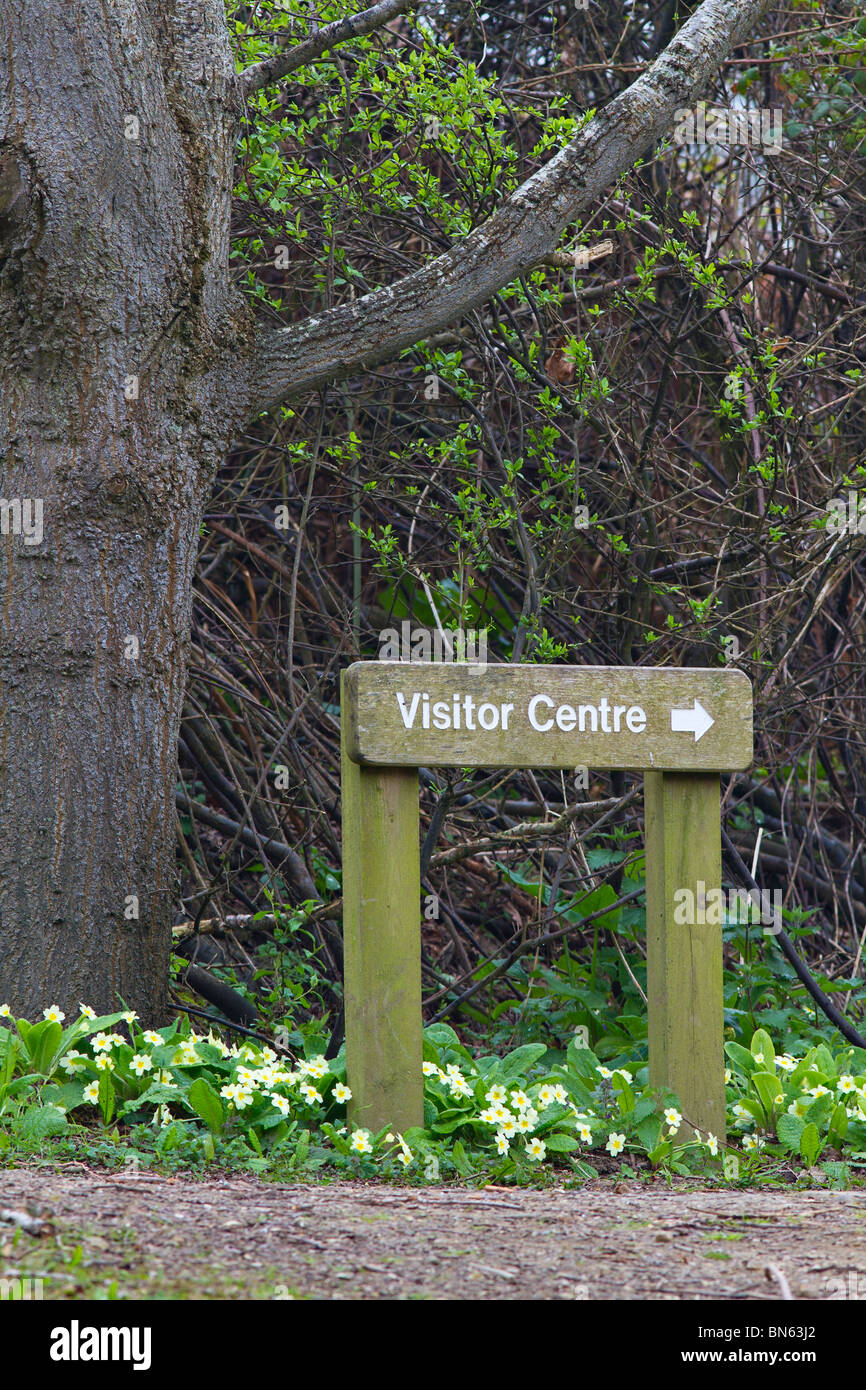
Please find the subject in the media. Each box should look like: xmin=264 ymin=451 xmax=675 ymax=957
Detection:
xmin=1 ymin=1168 xmax=865 ymax=1300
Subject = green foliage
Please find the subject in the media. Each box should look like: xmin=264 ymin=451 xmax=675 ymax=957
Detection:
xmin=5 ymin=1003 xmax=866 ymax=1185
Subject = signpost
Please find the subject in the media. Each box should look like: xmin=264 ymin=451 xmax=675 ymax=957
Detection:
xmin=340 ymin=662 xmax=753 ymax=1141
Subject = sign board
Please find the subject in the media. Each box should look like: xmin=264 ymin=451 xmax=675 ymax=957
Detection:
xmin=340 ymin=662 xmax=755 ymax=1145
xmin=343 ymin=662 xmax=753 ymax=772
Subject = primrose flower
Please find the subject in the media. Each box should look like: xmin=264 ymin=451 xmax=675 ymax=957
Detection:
xmin=300 ymin=1083 xmax=322 ymax=1105
xmin=606 ymin=1132 xmax=626 ymax=1156
xmin=42 ymin=1005 xmax=65 ymax=1023
xmin=449 ymin=1076 xmax=473 ymax=1099
xmin=485 ymin=1085 xmax=507 ymax=1105
xmin=526 ymin=1137 xmax=547 ymax=1161
xmin=538 ymin=1085 xmax=557 ymax=1109
xmin=397 ymin=1149 xmax=412 ymax=1167
xmin=108 ymin=1034 xmax=126 ymax=1049
xmin=207 ymin=1032 xmax=231 ymax=1057
xmin=732 ymin=1103 xmax=753 ymax=1125
xmin=775 ymin=1055 xmax=797 ymax=1072
xmin=83 ymin=1082 xmax=100 ymax=1104
xmin=664 ymin=1107 xmax=682 ymax=1130
xmin=90 ymin=1032 xmax=112 ymax=1052
xmin=333 ymin=1083 xmax=352 ymax=1103
xmin=350 ymin=1129 xmax=373 ymax=1155
xmin=233 ymin=1088 xmax=254 ymax=1110
xmin=142 ymin=1030 xmax=162 ymax=1046
xmin=742 ymin=1134 xmax=765 ymax=1152
xmin=753 ymin=1052 xmax=764 ymax=1064
xmin=553 ymin=1084 xmax=568 ymax=1104
xmin=808 ymin=1085 xmax=831 ymax=1098
xmin=157 ymin=1070 xmax=175 ymax=1085
xmin=515 ymin=1109 xmax=538 ymax=1134
xmin=422 ymin=1061 xmax=440 ymax=1076
xmin=499 ymin=1114 xmax=517 ymax=1138
xmin=122 ymin=1011 xmax=138 ymax=1024
xmin=787 ymin=1098 xmax=809 ymax=1118
xmin=272 ymin=1094 xmax=291 ymax=1116
xmin=78 ymin=1004 xmax=96 ymax=1019
xmin=614 ymin=1069 xmax=633 ymax=1084
xmin=724 ymin=1069 xmax=733 ymax=1084
xmin=130 ymin=1054 xmax=153 ymax=1077
xmin=300 ymin=1057 xmax=328 ymax=1080
xmin=510 ymin=1090 xmax=530 ymax=1111
xmin=577 ymin=1123 xmax=593 ymax=1144
xmin=236 ymin=1067 xmax=256 ymax=1086
xmin=60 ymin=1052 xmax=88 ymax=1074
xmin=837 ymin=1075 xmax=857 ymax=1094
xmin=95 ymin=1054 xmax=115 ymax=1072
xmin=597 ymin=1066 xmax=614 ymax=1079
xmin=706 ymin=1134 xmax=719 ymax=1156
xmin=495 ymin=1132 xmax=510 ymax=1155
xmin=0 ymin=1004 xmax=11 ymax=1018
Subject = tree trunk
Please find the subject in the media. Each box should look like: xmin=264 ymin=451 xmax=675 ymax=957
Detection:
xmin=0 ymin=0 xmax=243 ymax=1019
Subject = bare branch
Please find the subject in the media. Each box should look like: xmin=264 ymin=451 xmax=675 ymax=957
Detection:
xmin=240 ymin=0 xmax=415 ymax=99
xmin=241 ymin=0 xmax=775 ymax=423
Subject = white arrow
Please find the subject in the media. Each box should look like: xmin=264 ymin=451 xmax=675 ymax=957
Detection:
xmin=670 ymin=699 xmax=714 ymax=742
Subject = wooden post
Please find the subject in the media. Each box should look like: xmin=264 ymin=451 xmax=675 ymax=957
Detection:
xmin=645 ymin=771 xmax=726 ymax=1142
xmin=340 ymin=672 xmax=423 ymax=1133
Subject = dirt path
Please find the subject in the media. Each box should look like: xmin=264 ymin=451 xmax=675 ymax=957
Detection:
xmin=1 ymin=1168 xmax=864 ymax=1300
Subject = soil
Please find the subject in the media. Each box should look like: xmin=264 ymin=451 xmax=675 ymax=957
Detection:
xmin=2 ymin=1167 xmax=865 ymax=1300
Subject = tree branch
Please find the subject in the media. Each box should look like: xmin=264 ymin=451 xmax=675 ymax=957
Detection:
xmin=241 ymin=0 xmax=774 ymax=424
xmin=240 ymin=0 xmax=415 ymax=99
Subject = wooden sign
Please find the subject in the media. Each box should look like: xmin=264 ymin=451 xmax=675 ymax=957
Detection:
xmin=343 ymin=663 xmax=753 ymax=772
xmin=340 ymin=662 xmax=755 ymax=1146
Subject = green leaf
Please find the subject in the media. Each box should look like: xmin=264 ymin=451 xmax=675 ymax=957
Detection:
xmin=498 ymin=1043 xmax=546 ymax=1080
xmin=294 ymin=1128 xmax=309 ymax=1165
xmin=829 ymin=1102 xmax=848 ymax=1145
xmin=452 ymin=1139 xmax=473 ymax=1175
xmin=98 ymin=1069 xmax=115 ymax=1125
xmin=322 ymin=1122 xmax=351 ymax=1156
xmin=19 ymin=1020 xmax=63 ymax=1074
xmin=725 ymin=1041 xmax=757 ymax=1074
xmin=423 ymin=1024 xmax=460 ymax=1048
xmin=636 ymin=1114 xmax=662 ymax=1152
xmin=805 ymin=1093 xmax=834 ymax=1128
xmin=544 ymin=1132 xmax=580 ymax=1152
xmin=188 ymin=1078 xmax=225 ymax=1135
xmin=750 ymin=1028 xmax=775 ymax=1070
xmin=647 ymin=1139 xmax=673 ymax=1166
xmin=751 ymin=1071 xmax=783 ymax=1116
xmin=613 ymin=1074 xmax=636 ymax=1114
xmin=776 ymin=1113 xmax=805 ymax=1153
xmin=800 ymin=1122 xmax=823 ymax=1166
xmin=20 ymin=1104 xmax=68 ymax=1142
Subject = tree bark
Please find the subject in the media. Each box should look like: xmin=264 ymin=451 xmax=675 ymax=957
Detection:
xmin=0 ymin=0 xmax=244 ymax=1019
